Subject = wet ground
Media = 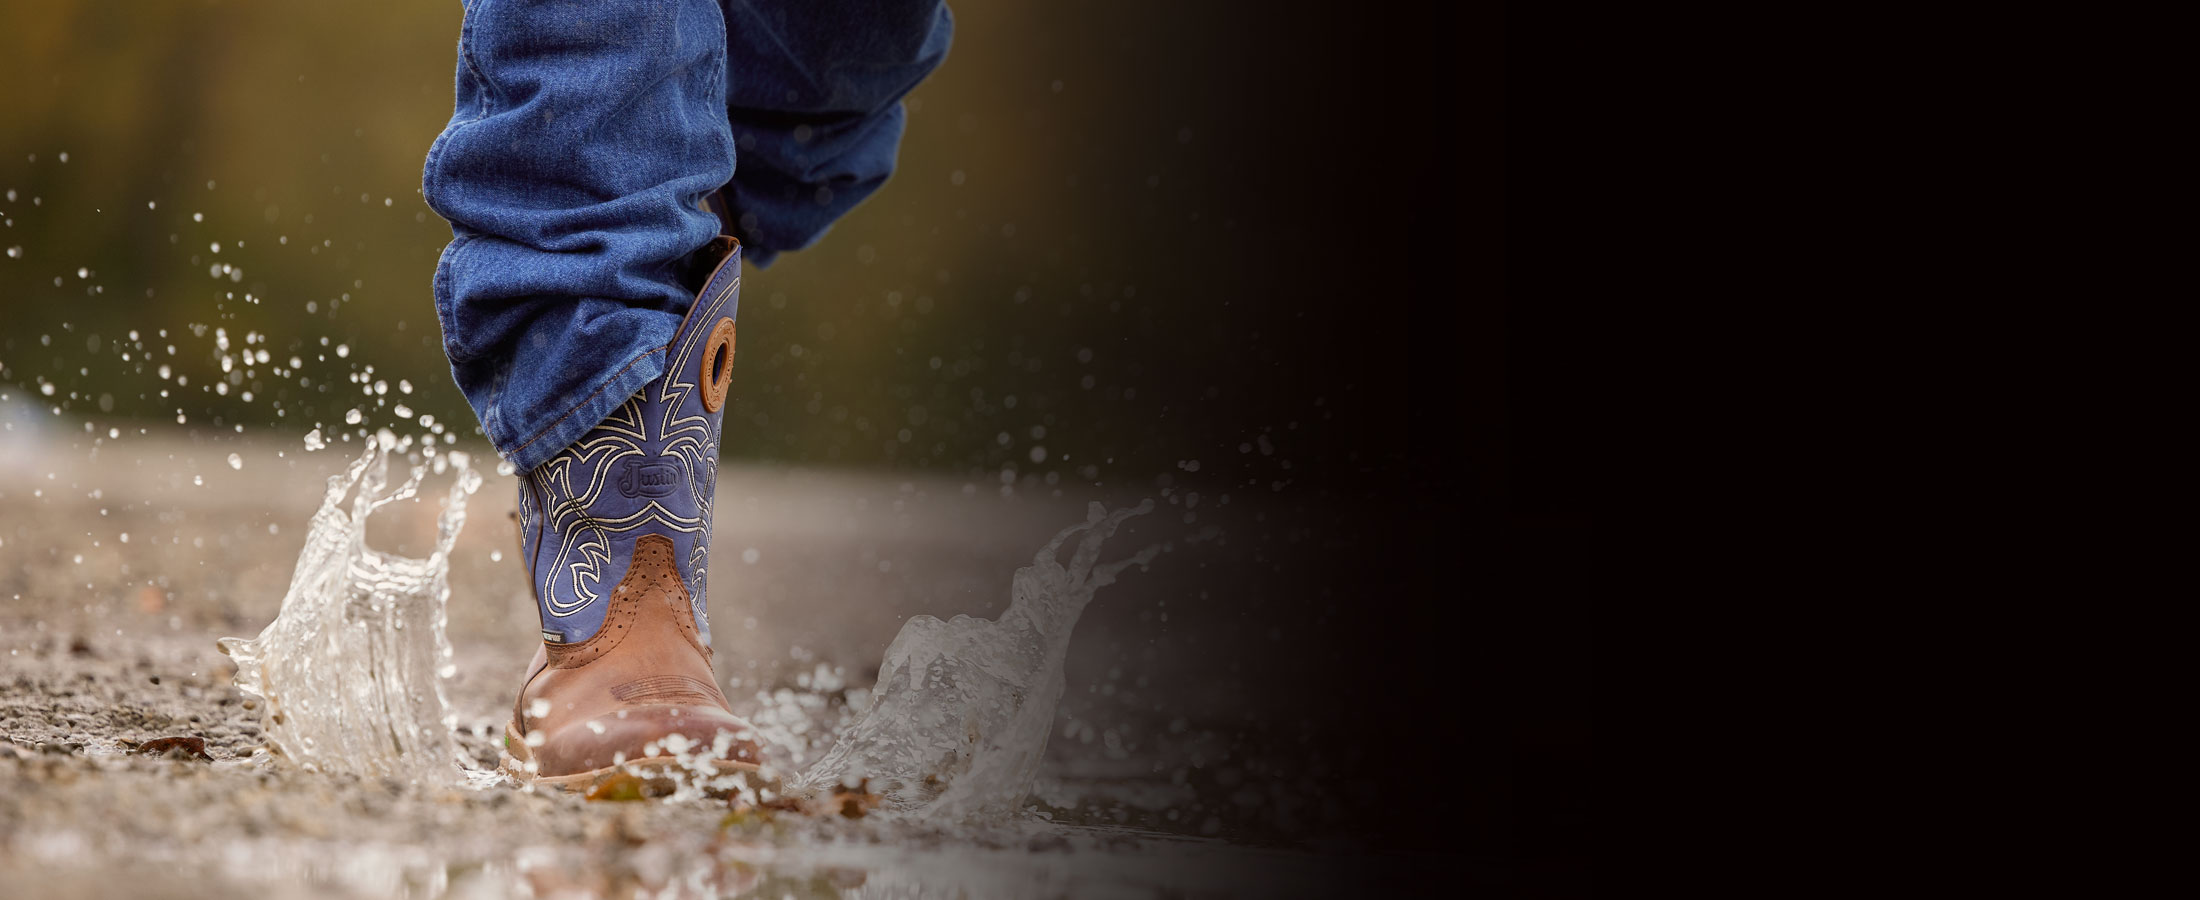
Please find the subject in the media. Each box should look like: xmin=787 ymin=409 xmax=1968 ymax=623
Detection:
xmin=0 ymin=421 xmax=1446 ymax=898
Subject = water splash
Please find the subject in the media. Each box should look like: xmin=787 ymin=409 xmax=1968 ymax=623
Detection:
xmin=218 ymin=440 xmax=481 ymax=784
xmin=794 ymin=500 xmax=1160 ymax=820
xmin=215 ymin=453 xmax=1149 ymax=812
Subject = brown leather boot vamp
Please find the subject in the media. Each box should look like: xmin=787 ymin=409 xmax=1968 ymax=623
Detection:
xmin=502 ymin=535 xmax=762 ymax=793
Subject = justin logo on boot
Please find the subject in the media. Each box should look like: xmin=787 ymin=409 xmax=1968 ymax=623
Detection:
xmin=616 ymin=460 xmax=680 ymax=498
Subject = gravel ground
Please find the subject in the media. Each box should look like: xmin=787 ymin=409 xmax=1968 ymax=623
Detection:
xmin=0 ymin=418 xmax=1449 ymax=898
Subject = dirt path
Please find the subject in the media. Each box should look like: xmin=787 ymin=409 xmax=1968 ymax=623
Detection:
xmin=0 ymin=428 xmax=1420 ymax=898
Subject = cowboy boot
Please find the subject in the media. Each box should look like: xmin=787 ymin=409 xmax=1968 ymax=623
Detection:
xmin=502 ymin=234 xmax=761 ymax=793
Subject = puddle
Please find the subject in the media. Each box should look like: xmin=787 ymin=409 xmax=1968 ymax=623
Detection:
xmin=168 ymin=442 xmax=1327 ymax=898
xmin=0 ymin=436 xmax=1386 ymax=898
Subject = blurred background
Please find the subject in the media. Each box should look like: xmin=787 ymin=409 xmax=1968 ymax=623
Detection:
xmin=2 ymin=0 xmax=1572 ymax=893
xmin=1 ymin=0 xmax=1472 ymax=486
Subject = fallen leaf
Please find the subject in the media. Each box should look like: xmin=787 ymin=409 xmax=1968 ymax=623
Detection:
xmin=585 ymin=772 xmax=649 ymax=802
xmin=829 ymin=778 xmax=881 ymax=819
xmin=757 ymin=796 xmax=807 ymax=813
xmin=135 ymin=736 xmax=212 ymax=761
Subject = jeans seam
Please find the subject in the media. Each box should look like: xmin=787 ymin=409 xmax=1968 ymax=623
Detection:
xmin=430 ymin=233 xmax=477 ymax=363
xmin=457 ymin=0 xmax=502 ymax=113
xmin=422 ymin=1 xmax=497 ymax=219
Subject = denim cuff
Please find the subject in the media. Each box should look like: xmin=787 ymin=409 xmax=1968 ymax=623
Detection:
xmin=493 ymin=347 xmax=666 ymax=473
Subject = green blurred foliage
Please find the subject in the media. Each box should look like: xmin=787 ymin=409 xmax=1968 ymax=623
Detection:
xmin=1 ymin=0 xmax=1409 ymax=492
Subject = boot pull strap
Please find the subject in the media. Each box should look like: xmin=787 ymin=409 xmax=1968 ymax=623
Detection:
xmin=702 ymin=188 xmax=737 ymax=239
xmin=685 ymin=188 xmax=742 ymax=293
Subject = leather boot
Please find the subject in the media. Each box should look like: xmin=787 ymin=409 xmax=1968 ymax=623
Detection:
xmin=502 ymin=234 xmax=762 ymax=793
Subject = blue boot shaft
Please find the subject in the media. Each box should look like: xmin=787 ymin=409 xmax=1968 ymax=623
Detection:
xmin=518 ymin=238 xmax=741 ymax=646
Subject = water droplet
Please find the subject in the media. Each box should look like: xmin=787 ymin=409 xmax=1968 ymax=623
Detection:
xmin=227 ymin=453 xmax=243 ymax=471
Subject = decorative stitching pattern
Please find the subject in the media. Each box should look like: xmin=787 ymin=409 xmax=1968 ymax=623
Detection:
xmin=542 ymin=535 xmax=707 ymax=668
xmin=609 ymin=675 xmax=723 ymax=705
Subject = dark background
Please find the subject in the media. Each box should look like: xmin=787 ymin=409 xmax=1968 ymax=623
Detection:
xmin=1 ymin=1 xmax=1580 ymax=893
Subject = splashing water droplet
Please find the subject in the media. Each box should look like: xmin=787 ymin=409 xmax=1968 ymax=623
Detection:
xmin=793 ymin=500 xmax=1160 ymax=820
xmin=227 ymin=453 xmax=243 ymax=470
xmin=218 ymin=444 xmax=481 ymax=783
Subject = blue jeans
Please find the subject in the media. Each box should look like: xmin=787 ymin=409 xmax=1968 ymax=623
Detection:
xmin=424 ymin=0 xmax=952 ymax=471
